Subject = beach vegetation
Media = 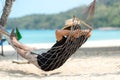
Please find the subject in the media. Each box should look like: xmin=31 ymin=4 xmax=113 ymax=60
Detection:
xmin=7 ymin=0 xmax=120 ymax=29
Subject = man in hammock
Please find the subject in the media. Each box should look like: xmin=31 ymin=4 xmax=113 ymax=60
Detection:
xmin=9 ymin=17 xmax=92 ymax=71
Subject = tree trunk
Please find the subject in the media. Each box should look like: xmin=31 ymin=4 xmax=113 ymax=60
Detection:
xmin=0 ymin=0 xmax=14 ymax=39
xmin=0 ymin=0 xmax=14 ymax=27
xmin=0 ymin=0 xmax=14 ymax=56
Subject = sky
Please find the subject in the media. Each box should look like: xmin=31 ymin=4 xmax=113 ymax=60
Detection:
xmin=0 ymin=0 xmax=93 ymax=18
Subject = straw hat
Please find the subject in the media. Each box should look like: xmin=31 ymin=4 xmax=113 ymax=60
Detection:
xmin=62 ymin=17 xmax=81 ymax=29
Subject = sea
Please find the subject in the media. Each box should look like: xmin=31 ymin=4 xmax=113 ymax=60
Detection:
xmin=4 ymin=29 xmax=120 ymax=44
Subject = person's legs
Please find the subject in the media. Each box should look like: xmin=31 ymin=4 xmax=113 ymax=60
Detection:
xmin=13 ymin=45 xmax=40 ymax=68
xmin=11 ymin=39 xmax=40 ymax=67
xmin=15 ymin=46 xmax=28 ymax=59
xmin=11 ymin=36 xmax=34 ymax=51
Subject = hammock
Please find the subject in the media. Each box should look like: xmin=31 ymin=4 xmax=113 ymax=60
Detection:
xmin=36 ymin=23 xmax=90 ymax=71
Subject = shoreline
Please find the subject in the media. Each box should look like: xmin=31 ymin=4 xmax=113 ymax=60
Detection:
xmin=98 ymin=27 xmax=120 ymax=30
xmin=2 ymin=39 xmax=120 ymax=51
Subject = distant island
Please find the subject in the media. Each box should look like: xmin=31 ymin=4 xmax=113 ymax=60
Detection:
xmin=7 ymin=0 xmax=120 ymax=29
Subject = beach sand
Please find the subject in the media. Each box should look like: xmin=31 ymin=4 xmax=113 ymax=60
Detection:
xmin=0 ymin=40 xmax=120 ymax=80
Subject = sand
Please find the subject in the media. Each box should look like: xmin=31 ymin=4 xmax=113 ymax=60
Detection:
xmin=0 ymin=40 xmax=120 ymax=80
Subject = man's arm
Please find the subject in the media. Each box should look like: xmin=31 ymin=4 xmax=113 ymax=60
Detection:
xmin=80 ymin=20 xmax=93 ymax=31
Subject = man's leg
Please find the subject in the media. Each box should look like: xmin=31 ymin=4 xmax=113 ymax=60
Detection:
xmin=15 ymin=46 xmax=28 ymax=59
xmin=11 ymin=36 xmax=34 ymax=51
xmin=12 ymin=45 xmax=40 ymax=68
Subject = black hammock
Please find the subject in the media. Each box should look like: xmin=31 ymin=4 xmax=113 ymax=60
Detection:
xmin=36 ymin=24 xmax=90 ymax=71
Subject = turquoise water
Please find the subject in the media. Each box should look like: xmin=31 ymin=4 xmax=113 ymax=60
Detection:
xmin=89 ymin=30 xmax=119 ymax=41
xmin=7 ymin=29 xmax=120 ymax=44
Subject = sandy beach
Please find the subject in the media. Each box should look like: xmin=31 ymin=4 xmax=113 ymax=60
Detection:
xmin=0 ymin=40 xmax=120 ymax=80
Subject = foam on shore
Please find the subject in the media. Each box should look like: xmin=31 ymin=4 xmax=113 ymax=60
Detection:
xmin=82 ymin=40 xmax=120 ymax=48
xmin=2 ymin=40 xmax=120 ymax=51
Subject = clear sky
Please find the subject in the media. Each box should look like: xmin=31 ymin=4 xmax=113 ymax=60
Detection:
xmin=0 ymin=0 xmax=93 ymax=18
